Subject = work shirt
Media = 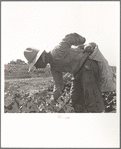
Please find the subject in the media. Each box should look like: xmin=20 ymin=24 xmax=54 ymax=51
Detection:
xmin=48 ymin=33 xmax=90 ymax=99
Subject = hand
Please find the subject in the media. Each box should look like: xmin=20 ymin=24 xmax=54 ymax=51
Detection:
xmin=89 ymin=42 xmax=97 ymax=49
xmin=83 ymin=44 xmax=94 ymax=55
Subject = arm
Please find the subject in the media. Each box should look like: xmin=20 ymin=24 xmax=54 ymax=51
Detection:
xmin=51 ymin=33 xmax=86 ymax=59
xmin=50 ymin=67 xmax=64 ymax=101
xmin=59 ymin=33 xmax=86 ymax=48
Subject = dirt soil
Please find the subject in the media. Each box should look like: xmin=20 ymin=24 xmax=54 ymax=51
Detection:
xmin=4 ymin=75 xmax=116 ymax=113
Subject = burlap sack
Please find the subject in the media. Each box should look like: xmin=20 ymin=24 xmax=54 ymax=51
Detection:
xmin=89 ymin=46 xmax=116 ymax=92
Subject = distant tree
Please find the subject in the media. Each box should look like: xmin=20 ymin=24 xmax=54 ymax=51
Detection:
xmin=9 ymin=60 xmax=16 ymax=65
xmin=15 ymin=59 xmax=26 ymax=65
xmin=8 ymin=59 xmax=26 ymax=65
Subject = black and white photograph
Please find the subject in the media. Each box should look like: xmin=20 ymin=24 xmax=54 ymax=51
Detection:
xmin=1 ymin=1 xmax=120 ymax=148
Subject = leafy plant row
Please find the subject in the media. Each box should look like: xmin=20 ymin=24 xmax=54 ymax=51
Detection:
xmin=4 ymin=73 xmax=116 ymax=113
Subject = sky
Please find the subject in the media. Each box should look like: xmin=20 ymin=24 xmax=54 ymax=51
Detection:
xmin=1 ymin=1 xmax=120 ymax=66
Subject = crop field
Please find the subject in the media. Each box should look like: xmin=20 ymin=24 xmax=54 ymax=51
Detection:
xmin=4 ymin=77 xmax=54 ymax=113
xmin=4 ymin=74 xmax=116 ymax=113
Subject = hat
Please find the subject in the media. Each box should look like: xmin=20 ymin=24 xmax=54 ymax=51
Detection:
xmin=24 ymin=48 xmax=43 ymax=72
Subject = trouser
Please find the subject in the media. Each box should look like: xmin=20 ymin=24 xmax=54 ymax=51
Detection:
xmin=70 ymin=59 xmax=105 ymax=113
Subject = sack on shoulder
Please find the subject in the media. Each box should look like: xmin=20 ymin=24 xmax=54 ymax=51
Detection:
xmin=89 ymin=46 xmax=116 ymax=92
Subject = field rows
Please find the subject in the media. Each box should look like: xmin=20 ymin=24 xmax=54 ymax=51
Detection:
xmin=4 ymin=75 xmax=116 ymax=113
